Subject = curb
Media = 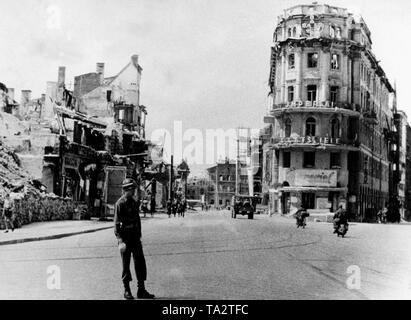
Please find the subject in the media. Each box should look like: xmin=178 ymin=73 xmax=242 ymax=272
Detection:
xmin=0 ymin=225 xmax=114 ymax=246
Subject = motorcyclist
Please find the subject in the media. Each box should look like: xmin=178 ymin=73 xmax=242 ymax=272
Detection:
xmin=333 ymin=205 xmax=348 ymax=233
xmin=295 ymin=206 xmax=308 ymax=228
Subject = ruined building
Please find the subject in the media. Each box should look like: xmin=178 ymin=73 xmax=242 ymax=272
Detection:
xmin=42 ymin=55 xmax=152 ymax=218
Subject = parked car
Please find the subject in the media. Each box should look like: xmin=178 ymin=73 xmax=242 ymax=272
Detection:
xmin=231 ymin=195 xmax=257 ymax=219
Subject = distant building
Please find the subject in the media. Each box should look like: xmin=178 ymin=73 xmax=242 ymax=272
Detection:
xmin=394 ymin=110 xmax=408 ymax=220
xmin=206 ymin=159 xmax=249 ymax=208
xmin=405 ymin=124 xmax=411 ymax=221
xmin=186 ymin=176 xmax=210 ymax=202
xmin=0 ymin=83 xmax=19 ymax=116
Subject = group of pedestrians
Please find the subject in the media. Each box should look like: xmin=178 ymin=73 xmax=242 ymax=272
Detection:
xmin=166 ymin=198 xmax=187 ymax=218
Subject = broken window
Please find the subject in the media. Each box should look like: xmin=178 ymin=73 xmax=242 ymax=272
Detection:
xmin=330 ymin=152 xmax=341 ymax=168
xmin=303 ymin=152 xmax=315 ymax=168
xmin=287 ymin=86 xmax=294 ymax=102
xmin=288 ymin=54 xmax=295 ymax=69
xmin=119 ymin=109 xmax=125 ymax=121
xmin=283 ymin=152 xmax=291 ymax=168
xmin=307 ymin=85 xmax=317 ymax=102
xmin=307 ymin=53 xmax=318 ymax=68
xmin=285 ymin=118 xmax=292 ymax=137
xmin=336 ymin=27 xmax=342 ymax=39
xmin=330 ymin=118 xmax=340 ymax=138
xmin=330 ymin=26 xmax=335 ymax=38
xmin=330 ymin=86 xmax=339 ymax=104
xmin=306 ymin=117 xmax=316 ymax=136
xmin=331 ymin=54 xmax=340 ymax=70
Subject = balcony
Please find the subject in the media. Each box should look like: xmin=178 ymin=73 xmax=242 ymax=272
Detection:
xmin=265 ymin=101 xmax=360 ymax=122
xmin=363 ymin=110 xmax=378 ymax=125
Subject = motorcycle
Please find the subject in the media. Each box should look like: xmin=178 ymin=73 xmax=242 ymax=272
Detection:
xmin=335 ymin=223 xmax=348 ymax=237
xmin=296 ymin=217 xmax=306 ymax=228
xmin=296 ymin=213 xmax=308 ymax=228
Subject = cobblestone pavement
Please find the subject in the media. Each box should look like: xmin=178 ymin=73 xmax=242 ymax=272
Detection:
xmin=0 ymin=211 xmax=410 ymax=300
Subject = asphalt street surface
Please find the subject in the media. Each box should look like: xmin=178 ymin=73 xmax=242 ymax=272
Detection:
xmin=1 ymin=210 xmax=410 ymax=300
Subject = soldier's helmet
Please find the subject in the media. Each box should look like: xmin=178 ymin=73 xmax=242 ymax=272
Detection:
xmin=122 ymin=178 xmax=137 ymax=191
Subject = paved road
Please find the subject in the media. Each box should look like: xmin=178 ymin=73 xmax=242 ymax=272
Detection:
xmin=1 ymin=211 xmax=410 ymax=300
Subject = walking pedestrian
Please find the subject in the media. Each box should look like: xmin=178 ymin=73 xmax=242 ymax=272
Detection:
xmin=150 ymin=197 xmax=156 ymax=217
xmin=114 ymin=178 xmax=155 ymax=300
xmin=382 ymin=206 xmax=388 ymax=224
xmin=166 ymin=199 xmax=172 ymax=218
xmin=377 ymin=208 xmax=383 ymax=224
xmin=2 ymin=194 xmax=15 ymax=233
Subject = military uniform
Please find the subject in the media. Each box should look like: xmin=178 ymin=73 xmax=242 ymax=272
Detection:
xmin=114 ymin=195 xmax=147 ymax=284
xmin=114 ymin=178 xmax=155 ymax=300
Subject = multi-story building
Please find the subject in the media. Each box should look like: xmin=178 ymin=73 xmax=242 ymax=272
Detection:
xmin=394 ymin=110 xmax=407 ymax=220
xmin=186 ymin=176 xmax=212 ymax=203
xmin=42 ymin=55 xmax=150 ymax=218
xmin=262 ymin=3 xmax=398 ymax=221
xmin=405 ymin=124 xmax=411 ymax=221
xmin=206 ymin=159 xmax=249 ymax=208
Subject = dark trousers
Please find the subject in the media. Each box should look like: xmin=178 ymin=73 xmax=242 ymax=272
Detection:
xmin=120 ymin=240 xmax=147 ymax=286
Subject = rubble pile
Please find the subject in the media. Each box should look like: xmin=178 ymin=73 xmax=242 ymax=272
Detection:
xmin=0 ymin=140 xmax=87 ymax=230
xmin=0 ymin=140 xmax=29 ymax=193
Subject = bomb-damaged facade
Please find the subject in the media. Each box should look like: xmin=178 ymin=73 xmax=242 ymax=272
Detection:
xmin=263 ymin=3 xmax=400 ymax=221
xmin=42 ymin=55 xmax=161 ymax=219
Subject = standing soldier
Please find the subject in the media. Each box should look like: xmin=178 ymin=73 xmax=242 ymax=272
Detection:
xmin=114 ymin=178 xmax=155 ymax=300
xmin=2 ymin=194 xmax=15 ymax=233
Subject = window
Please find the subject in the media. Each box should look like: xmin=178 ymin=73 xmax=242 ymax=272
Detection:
xmin=302 ymin=193 xmax=315 ymax=209
xmin=219 ymin=200 xmax=223 ymax=205
xmin=287 ymin=86 xmax=294 ymax=102
xmin=331 ymin=54 xmax=340 ymax=70
xmin=106 ymin=90 xmax=112 ymax=102
xmin=288 ymin=54 xmax=295 ymax=69
xmin=285 ymin=118 xmax=292 ymax=137
xmin=288 ymin=28 xmax=292 ymax=38
xmin=283 ymin=152 xmax=291 ymax=168
xmin=306 ymin=117 xmax=316 ymax=136
xmin=330 ymin=152 xmax=341 ymax=168
xmin=336 ymin=27 xmax=341 ymax=39
xmin=292 ymin=26 xmax=297 ymax=37
xmin=330 ymin=26 xmax=335 ymax=38
xmin=307 ymin=85 xmax=317 ymax=102
xmin=330 ymin=118 xmax=339 ymax=138
xmin=303 ymin=152 xmax=315 ymax=168
xmin=330 ymin=86 xmax=339 ymax=104
xmin=119 ymin=109 xmax=125 ymax=121
xmin=307 ymin=53 xmax=318 ymax=68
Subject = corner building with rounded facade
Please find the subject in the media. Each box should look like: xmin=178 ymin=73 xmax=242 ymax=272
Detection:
xmin=263 ymin=3 xmax=396 ymax=221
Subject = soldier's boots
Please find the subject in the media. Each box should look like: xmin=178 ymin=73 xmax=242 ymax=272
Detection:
xmin=137 ymin=288 xmax=155 ymax=299
xmin=123 ymin=283 xmax=134 ymax=300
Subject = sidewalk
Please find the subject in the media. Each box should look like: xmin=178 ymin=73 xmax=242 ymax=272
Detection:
xmin=0 ymin=212 xmax=175 ymax=246
xmin=0 ymin=220 xmax=114 ymax=246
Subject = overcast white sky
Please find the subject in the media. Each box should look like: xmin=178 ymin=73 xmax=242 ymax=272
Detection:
xmin=1 ymin=0 xmax=410 ymax=173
